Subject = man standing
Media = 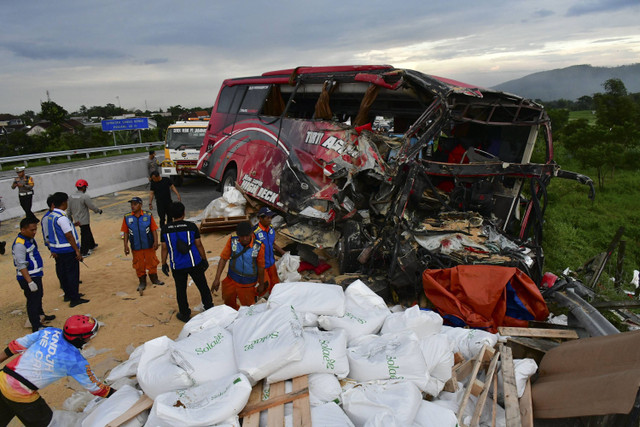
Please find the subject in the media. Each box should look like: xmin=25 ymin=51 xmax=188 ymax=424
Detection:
xmin=46 ymin=192 xmax=89 ymax=307
xmin=149 ymin=171 xmax=181 ymax=228
xmin=160 ymin=202 xmax=212 ymax=322
xmin=10 ymin=166 xmax=35 ymax=219
xmin=0 ymin=315 xmax=115 ymax=426
xmin=67 ymin=179 xmax=102 ymax=257
xmin=211 ymin=221 xmax=266 ymax=310
xmin=253 ymin=207 xmax=285 ymax=296
xmin=12 ymin=217 xmax=55 ymax=333
xmin=147 ymin=150 xmax=160 ymax=179
xmin=122 ymin=196 xmax=164 ymax=295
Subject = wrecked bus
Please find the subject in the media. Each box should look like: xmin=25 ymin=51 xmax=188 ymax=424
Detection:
xmin=197 ymin=65 xmax=593 ymax=299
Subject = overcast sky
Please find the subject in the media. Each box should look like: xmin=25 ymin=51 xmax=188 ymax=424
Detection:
xmin=1 ymin=0 xmax=638 ymax=115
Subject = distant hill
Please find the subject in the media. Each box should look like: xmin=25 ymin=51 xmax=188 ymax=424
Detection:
xmin=491 ymin=64 xmax=640 ymax=101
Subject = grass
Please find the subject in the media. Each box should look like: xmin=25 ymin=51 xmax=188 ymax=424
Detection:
xmin=568 ymin=110 xmax=597 ymax=125
xmin=542 ymin=159 xmax=640 ymax=296
xmin=0 ymin=144 xmax=163 ymax=171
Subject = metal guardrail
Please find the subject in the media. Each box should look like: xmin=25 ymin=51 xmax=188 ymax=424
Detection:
xmin=0 ymin=141 xmax=164 ymax=170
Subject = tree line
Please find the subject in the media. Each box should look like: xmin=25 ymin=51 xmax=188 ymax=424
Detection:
xmin=543 ymin=78 xmax=640 ymax=189
xmin=0 ymin=103 xmax=210 ymax=157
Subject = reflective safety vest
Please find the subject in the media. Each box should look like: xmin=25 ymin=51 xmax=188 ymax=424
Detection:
xmin=254 ymin=224 xmax=276 ymax=268
xmin=13 ymin=233 xmax=44 ymax=280
xmin=164 ymin=223 xmax=202 ymax=270
xmin=228 ymin=236 xmax=263 ymax=285
xmin=124 ymin=211 xmax=154 ymax=251
xmin=47 ymin=210 xmax=79 ymax=254
xmin=41 ymin=210 xmax=52 ymax=248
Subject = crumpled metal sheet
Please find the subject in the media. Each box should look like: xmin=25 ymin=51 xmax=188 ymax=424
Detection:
xmin=278 ymin=223 xmax=341 ymax=249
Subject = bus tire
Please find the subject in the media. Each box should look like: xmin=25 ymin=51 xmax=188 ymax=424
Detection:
xmin=221 ymin=167 xmax=237 ymax=191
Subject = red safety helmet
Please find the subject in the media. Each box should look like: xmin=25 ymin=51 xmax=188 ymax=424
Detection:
xmin=75 ymin=179 xmax=89 ymax=188
xmin=63 ymin=315 xmax=99 ymax=344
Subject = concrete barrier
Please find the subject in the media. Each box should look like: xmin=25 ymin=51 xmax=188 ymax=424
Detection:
xmin=0 ymin=157 xmax=149 ymax=221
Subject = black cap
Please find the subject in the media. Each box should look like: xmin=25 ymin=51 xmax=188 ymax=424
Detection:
xmin=236 ymin=221 xmax=252 ymax=236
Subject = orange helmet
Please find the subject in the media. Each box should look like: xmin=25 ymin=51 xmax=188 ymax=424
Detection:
xmin=75 ymin=179 xmax=89 ymax=188
xmin=63 ymin=315 xmax=99 ymax=345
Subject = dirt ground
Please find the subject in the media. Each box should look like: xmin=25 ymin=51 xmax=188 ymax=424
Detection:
xmin=0 ymin=189 xmax=235 ymax=411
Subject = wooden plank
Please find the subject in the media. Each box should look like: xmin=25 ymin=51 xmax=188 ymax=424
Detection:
xmin=444 ymin=358 xmax=475 ymax=392
xmin=470 ymin=378 xmax=485 ymax=397
xmin=457 ymin=344 xmax=488 ymax=427
xmin=491 ymin=372 xmax=498 ymax=427
xmin=267 ymin=381 xmax=285 ymax=426
xmin=498 ymin=327 xmax=579 ymax=340
xmin=292 ymin=376 xmax=312 ymax=427
xmin=499 ymin=344 xmax=522 ymax=427
xmin=105 ymin=394 xmax=154 ymax=427
xmin=470 ymin=351 xmax=500 ymax=427
xmin=241 ymin=380 xmax=264 ymax=427
xmin=238 ymin=384 xmax=310 ymax=418
xmin=519 ymin=378 xmax=534 ymax=427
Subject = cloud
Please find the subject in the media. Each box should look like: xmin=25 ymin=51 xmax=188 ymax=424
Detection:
xmin=143 ymin=58 xmax=169 ymax=65
xmin=1 ymin=41 xmax=125 ymax=61
xmin=534 ymin=9 xmax=555 ymax=18
xmin=566 ymin=0 xmax=638 ymax=17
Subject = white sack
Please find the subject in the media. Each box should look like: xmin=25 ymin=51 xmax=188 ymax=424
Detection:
xmin=267 ymin=328 xmax=349 ymax=383
xmin=309 ymin=373 xmax=342 ymax=406
xmin=268 ymin=282 xmax=346 ymax=317
xmin=341 ymin=381 xmax=422 ymax=427
xmin=380 ymin=305 xmax=443 ymax=339
xmin=347 ymin=331 xmax=429 ymax=391
xmin=49 ymin=410 xmax=85 ymax=427
xmin=223 ymin=187 xmax=246 ymax=206
xmin=149 ymin=374 xmax=251 ymax=427
xmin=202 ymin=198 xmax=229 ymax=219
xmin=170 ymin=326 xmax=238 ymax=385
xmin=136 ymin=336 xmax=193 ymax=399
xmin=363 ymin=412 xmax=405 ymax=427
xmin=276 ymin=252 xmax=301 ymax=283
xmin=419 ymin=334 xmax=455 ymax=397
xmin=82 ymin=385 xmax=146 ymax=427
xmin=232 ymin=304 xmax=304 ymax=384
xmin=177 ymin=305 xmax=238 ymax=340
xmin=235 ymin=302 xmax=269 ymax=321
xmin=318 ymin=280 xmax=390 ymax=344
xmin=441 ymin=326 xmax=498 ymax=360
xmin=413 ymin=400 xmax=458 ymax=427
xmin=106 ymin=344 xmax=144 ymax=382
xmin=497 ymin=358 xmax=538 ymax=399
xmin=311 ymin=402 xmax=355 ymax=427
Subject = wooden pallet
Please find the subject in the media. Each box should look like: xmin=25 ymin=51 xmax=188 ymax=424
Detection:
xmin=239 ymin=375 xmax=311 ymax=427
xmin=199 ymin=215 xmax=250 ymax=233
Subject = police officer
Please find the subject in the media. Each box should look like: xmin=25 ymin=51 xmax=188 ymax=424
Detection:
xmin=121 ymin=196 xmax=164 ymax=295
xmin=11 ymin=166 xmax=35 ymax=219
xmin=46 ymin=192 xmax=89 ymax=307
xmin=12 ymin=216 xmax=55 ymax=332
xmin=0 ymin=315 xmax=115 ymax=426
xmin=160 ymin=202 xmax=212 ymax=322
xmin=211 ymin=221 xmax=266 ymax=310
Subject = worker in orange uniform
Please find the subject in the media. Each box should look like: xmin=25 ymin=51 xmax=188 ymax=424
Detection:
xmin=121 ymin=197 xmax=164 ymax=295
xmin=211 ymin=221 xmax=266 ymax=310
xmin=253 ymin=207 xmax=285 ymax=296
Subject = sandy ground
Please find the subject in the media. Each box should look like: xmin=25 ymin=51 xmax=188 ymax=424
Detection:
xmin=0 ymin=188 xmax=235 ymax=412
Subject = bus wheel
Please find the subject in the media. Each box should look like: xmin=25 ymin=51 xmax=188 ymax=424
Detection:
xmin=221 ymin=168 xmax=236 ymax=191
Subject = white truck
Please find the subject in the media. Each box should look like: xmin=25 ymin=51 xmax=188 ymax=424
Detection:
xmin=161 ymin=119 xmax=208 ymax=185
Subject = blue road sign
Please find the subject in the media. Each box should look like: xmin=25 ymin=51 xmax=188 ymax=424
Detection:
xmin=101 ymin=118 xmax=149 ymax=131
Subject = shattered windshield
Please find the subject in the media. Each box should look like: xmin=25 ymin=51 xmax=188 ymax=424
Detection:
xmin=166 ymin=127 xmax=206 ymax=149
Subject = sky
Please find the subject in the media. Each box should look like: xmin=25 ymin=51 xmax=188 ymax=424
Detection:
xmin=1 ymin=0 xmax=639 ymax=115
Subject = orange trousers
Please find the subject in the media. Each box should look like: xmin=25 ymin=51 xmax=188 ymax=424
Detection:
xmin=132 ymin=248 xmax=159 ymax=277
xmin=221 ymin=277 xmax=256 ymax=310
xmin=256 ymin=264 xmax=280 ymax=298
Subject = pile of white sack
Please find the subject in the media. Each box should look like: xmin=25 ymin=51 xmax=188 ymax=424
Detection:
xmin=50 ymin=279 xmax=538 ymax=427
xmin=202 ymin=187 xmax=247 ymax=219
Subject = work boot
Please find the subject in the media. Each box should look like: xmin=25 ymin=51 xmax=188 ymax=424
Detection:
xmin=0 ymin=241 xmax=6 ymax=255
xmin=149 ymin=273 xmax=164 ymax=286
xmin=137 ymin=275 xmax=147 ymax=295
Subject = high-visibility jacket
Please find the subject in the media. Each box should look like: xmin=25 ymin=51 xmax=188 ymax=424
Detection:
xmin=12 ymin=233 xmax=44 ymax=280
xmin=46 ymin=209 xmax=79 ymax=254
xmin=254 ymin=224 xmax=276 ymax=268
xmin=124 ymin=211 xmax=155 ymax=251
xmin=41 ymin=210 xmax=52 ymax=248
xmin=228 ymin=236 xmax=263 ymax=285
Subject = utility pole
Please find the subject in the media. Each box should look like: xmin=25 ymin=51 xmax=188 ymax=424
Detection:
xmin=116 ymin=96 xmax=121 ymax=109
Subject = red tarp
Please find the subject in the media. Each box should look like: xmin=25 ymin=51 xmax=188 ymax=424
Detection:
xmin=422 ymin=265 xmax=549 ymax=333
